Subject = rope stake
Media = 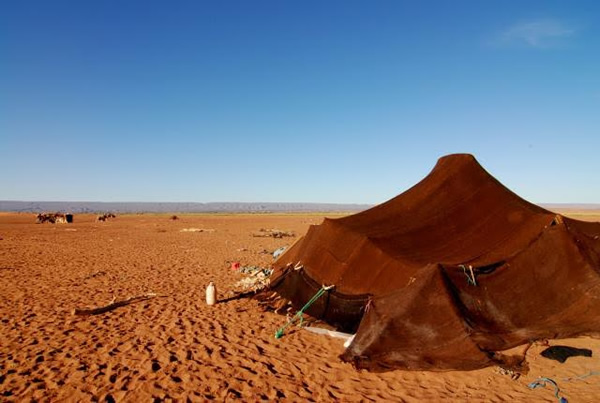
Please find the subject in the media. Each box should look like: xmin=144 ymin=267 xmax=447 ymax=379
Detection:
xmin=275 ymin=284 xmax=335 ymax=339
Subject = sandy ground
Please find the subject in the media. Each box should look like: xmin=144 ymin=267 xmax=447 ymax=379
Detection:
xmin=1 ymin=211 xmax=600 ymax=402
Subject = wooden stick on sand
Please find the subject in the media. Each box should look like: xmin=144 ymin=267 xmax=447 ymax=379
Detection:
xmin=72 ymin=293 xmax=160 ymax=316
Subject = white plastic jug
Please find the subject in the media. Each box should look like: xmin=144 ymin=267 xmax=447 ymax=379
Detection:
xmin=206 ymin=281 xmax=217 ymax=306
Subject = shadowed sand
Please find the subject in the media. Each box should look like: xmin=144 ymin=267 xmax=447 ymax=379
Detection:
xmin=1 ymin=212 xmax=599 ymax=401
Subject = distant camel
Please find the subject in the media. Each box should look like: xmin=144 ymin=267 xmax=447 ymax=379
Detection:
xmin=96 ymin=213 xmax=116 ymax=222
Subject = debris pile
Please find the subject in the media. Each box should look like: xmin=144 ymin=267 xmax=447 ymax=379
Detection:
xmin=36 ymin=212 xmax=73 ymax=224
xmin=232 ymin=265 xmax=273 ymax=292
xmin=238 ymin=265 xmax=273 ymax=275
xmin=273 ymin=246 xmax=287 ymax=259
xmin=252 ymin=228 xmax=295 ymax=238
xmin=180 ymin=228 xmax=215 ymax=233
xmin=255 ymin=246 xmax=288 ymax=259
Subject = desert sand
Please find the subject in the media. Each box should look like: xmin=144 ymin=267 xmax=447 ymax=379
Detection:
xmin=1 ymin=212 xmax=599 ymax=402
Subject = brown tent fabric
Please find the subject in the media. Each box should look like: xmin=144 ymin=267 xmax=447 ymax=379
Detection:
xmin=269 ymin=153 xmax=600 ymax=371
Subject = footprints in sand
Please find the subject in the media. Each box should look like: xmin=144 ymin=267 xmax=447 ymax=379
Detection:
xmin=7 ymin=215 xmax=600 ymax=401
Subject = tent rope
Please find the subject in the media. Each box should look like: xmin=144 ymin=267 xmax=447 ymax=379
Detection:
xmin=528 ymin=377 xmax=567 ymax=403
xmin=460 ymin=264 xmax=477 ymax=286
xmin=275 ymin=284 xmax=335 ymax=339
xmin=563 ymin=370 xmax=600 ymax=382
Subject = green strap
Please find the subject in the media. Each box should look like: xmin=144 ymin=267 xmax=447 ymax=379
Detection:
xmin=275 ymin=285 xmax=332 ymax=339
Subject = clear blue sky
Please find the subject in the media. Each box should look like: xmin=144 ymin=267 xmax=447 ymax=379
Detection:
xmin=1 ymin=1 xmax=599 ymax=204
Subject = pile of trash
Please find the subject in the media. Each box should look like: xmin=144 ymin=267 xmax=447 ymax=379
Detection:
xmin=233 ymin=265 xmax=273 ymax=292
xmin=273 ymin=246 xmax=287 ymax=259
xmin=36 ymin=212 xmax=73 ymax=224
xmin=252 ymin=228 xmax=295 ymax=238
xmin=238 ymin=265 xmax=273 ymax=275
xmin=180 ymin=228 xmax=215 ymax=233
xmin=258 ymin=246 xmax=287 ymax=259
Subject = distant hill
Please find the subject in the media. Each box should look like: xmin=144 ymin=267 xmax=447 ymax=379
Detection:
xmin=0 ymin=201 xmax=372 ymax=214
xmin=541 ymin=203 xmax=600 ymax=211
xmin=1 ymin=201 xmax=597 ymax=214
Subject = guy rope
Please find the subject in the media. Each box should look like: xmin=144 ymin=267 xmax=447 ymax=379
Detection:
xmin=275 ymin=284 xmax=335 ymax=339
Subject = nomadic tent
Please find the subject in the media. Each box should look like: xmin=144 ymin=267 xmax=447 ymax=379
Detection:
xmin=269 ymin=154 xmax=600 ymax=371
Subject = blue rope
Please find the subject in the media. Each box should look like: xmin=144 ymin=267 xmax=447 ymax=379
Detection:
xmin=528 ymin=377 xmax=567 ymax=403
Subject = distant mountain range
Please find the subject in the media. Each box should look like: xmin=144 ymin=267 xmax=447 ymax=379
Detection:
xmin=1 ymin=201 xmax=598 ymax=214
xmin=0 ymin=201 xmax=373 ymax=214
xmin=538 ymin=204 xmax=600 ymax=210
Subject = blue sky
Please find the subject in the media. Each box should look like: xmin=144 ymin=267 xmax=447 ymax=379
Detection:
xmin=1 ymin=1 xmax=599 ymax=204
